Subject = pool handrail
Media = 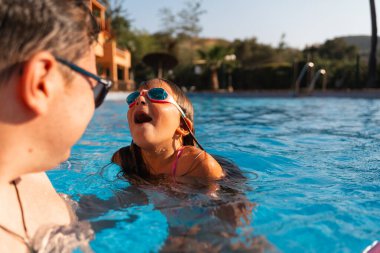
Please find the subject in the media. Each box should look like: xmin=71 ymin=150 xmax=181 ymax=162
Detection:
xmin=306 ymin=69 xmax=327 ymax=94
xmin=294 ymin=62 xmax=314 ymax=96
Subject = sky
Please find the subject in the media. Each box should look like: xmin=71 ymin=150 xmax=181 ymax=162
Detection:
xmin=120 ymin=0 xmax=376 ymax=49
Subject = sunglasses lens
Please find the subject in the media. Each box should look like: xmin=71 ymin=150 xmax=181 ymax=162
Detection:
xmin=148 ymin=88 xmax=168 ymax=100
xmin=94 ymin=82 xmax=109 ymax=108
xmin=126 ymin=91 xmax=140 ymax=105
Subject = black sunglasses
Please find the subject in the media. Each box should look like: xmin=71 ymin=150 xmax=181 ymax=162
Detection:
xmin=55 ymin=57 xmax=112 ymax=108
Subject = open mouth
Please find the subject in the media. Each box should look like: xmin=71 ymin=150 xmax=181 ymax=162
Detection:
xmin=134 ymin=111 xmax=153 ymax=124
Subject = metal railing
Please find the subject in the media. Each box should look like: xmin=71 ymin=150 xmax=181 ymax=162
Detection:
xmin=294 ymin=62 xmax=314 ymax=96
xmin=306 ymin=69 xmax=327 ymax=94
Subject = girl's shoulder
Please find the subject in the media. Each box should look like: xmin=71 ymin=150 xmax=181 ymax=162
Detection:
xmin=178 ymin=146 xmax=224 ymax=180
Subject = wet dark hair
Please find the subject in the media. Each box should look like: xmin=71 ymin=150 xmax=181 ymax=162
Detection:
xmin=0 ymin=0 xmax=99 ymax=84
xmin=112 ymin=143 xmax=150 ymax=179
xmin=112 ymin=144 xmax=246 ymax=182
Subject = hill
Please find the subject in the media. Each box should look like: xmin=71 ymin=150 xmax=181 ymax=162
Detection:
xmin=339 ymin=35 xmax=379 ymax=56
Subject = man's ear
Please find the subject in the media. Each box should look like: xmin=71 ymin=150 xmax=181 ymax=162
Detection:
xmin=176 ymin=117 xmax=193 ymax=136
xmin=19 ymin=51 xmax=58 ymax=115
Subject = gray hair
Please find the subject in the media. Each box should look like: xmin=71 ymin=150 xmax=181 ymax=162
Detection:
xmin=0 ymin=0 xmax=99 ymax=83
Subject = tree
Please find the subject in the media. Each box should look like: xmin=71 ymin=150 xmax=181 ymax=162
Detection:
xmin=197 ymin=46 xmax=231 ymax=90
xmin=98 ymin=0 xmax=134 ymax=51
xmin=315 ymin=38 xmax=358 ymax=60
xmin=155 ymin=8 xmax=179 ymax=55
xmin=159 ymin=7 xmax=177 ymax=36
xmin=159 ymin=1 xmax=206 ymax=62
xmin=160 ymin=1 xmax=206 ymax=38
xmin=99 ymin=0 xmax=126 ymax=21
xmin=277 ymin=33 xmax=287 ymax=51
xmin=368 ymin=0 xmax=377 ymax=87
xmin=177 ymin=1 xmax=206 ymax=38
xmin=110 ymin=16 xmax=132 ymax=48
xmin=232 ymin=38 xmax=277 ymax=67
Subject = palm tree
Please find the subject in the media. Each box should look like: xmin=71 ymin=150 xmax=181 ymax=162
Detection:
xmin=367 ymin=0 xmax=377 ymax=87
xmin=197 ymin=46 xmax=231 ymax=90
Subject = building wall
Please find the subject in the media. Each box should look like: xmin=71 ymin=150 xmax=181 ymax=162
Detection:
xmin=90 ymin=0 xmax=133 ymax=91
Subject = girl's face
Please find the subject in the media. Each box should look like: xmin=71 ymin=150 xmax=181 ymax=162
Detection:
xmin=127 ymin=81 xmax=182 ymax=151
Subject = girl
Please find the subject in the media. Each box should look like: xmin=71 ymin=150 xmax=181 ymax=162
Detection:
xmin=98 ymin=79 xmax=268 ymax=251
xmin=112 ymin=78 xmax=224 ymax=180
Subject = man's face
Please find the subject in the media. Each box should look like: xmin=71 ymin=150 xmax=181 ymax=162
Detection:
xmin=42 ymin=49 xmax=97 ymax=166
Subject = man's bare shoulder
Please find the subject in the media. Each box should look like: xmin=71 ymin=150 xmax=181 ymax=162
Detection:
xmin=19 ymin=172 xmax=71 ymax=229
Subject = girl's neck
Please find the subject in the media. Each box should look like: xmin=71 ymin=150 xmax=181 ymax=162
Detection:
xmin=140 ymin=142 xmax=182 ymax=174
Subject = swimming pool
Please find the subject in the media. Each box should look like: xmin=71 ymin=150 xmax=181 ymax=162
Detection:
xmin=48 ymin=93 xmax=380 ymax=253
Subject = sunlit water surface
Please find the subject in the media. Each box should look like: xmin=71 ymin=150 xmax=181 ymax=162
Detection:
xmin=49 ymin=94 xmax=380 ymax=253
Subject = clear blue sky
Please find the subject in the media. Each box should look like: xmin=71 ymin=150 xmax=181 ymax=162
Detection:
xmin=121 ymin=0 xmax=376 ymax=49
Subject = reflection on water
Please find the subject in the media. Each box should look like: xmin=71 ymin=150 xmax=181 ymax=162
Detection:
xmin=49 ymin=96 xmax=380 ymax=253
xmin=74 ymin=160 xmax=272 ymax=252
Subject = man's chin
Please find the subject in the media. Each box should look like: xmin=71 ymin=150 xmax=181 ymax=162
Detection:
xmin=58 ymin=150 xmax=71 ymax=165
xmin=32 ymin=150 xmax=72 ymax=173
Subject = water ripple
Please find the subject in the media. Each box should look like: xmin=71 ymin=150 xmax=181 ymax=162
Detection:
xmin=48 ymin=96 xmax=380 ymax=253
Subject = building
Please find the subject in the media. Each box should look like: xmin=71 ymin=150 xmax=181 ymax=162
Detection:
xmin=90 ymin=0 xmax=133 ymax=90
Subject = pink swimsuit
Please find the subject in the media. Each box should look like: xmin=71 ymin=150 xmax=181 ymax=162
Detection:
xmin=171 ymin=146 xmax=186 ymax=177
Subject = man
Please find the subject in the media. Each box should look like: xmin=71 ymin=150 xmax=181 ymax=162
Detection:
xmin=0 ymin=0 xmax=111 ymax=251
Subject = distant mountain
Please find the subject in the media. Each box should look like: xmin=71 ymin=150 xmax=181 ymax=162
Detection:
xmin=339 ymin=35 xmax=379 ymax=56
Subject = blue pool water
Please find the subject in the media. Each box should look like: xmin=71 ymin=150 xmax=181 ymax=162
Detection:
xmin=48 ymin=94 xmax=380 ymax=253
